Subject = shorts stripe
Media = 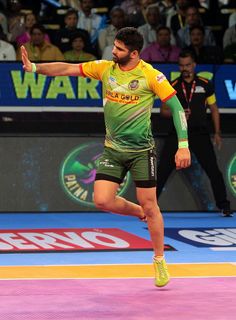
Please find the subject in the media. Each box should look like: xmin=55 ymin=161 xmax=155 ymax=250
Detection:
xmin=135 ymin=180 xmax=156 ymax=188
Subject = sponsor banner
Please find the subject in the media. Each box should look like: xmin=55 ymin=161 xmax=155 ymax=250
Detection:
xmin=0 ymin=63 xmax=235 ymax=111
xmin=0 ymin=228 xmax=153 ymax=253
xmin=165 ymin=228 xmax=236 ymax=248
xmin=227 ymin=153 xmax=236 ymax=197
xmin=0 ymin=136 xmax=235 ymax=212
xmin=0 ymin=228 xmax=175 ymax=253
xmin=60 ymin=142 xmax=131 ymax=207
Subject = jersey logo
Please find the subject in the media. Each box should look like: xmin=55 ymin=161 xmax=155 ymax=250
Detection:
xmin=195 ymin=86 xmax=206 ymax=93
xmin=128 ymin=80 xmax=139 ymax=90
xmin=156 ymin=73 xmax=166 ymax=83
xmin=108 ymin=76 xmax=116 ymax=85
xmin=179 ymin=111 xmax=187 ymax=130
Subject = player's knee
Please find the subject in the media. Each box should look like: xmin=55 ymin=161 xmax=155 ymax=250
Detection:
xmin=94 ymin=196 xmax=111 ymax=211
xmin=141 ymin=200 xmax=159 ymax=217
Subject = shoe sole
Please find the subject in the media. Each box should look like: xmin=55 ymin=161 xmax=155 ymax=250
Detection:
xmin=155 ymin=279 xmax=170 ymax=287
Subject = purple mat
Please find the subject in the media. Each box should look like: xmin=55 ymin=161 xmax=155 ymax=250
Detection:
xmin=0 ymin=278 xmax=235 ymax=320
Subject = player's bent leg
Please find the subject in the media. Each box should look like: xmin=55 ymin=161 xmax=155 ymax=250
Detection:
xmin=136 ymin=187 xmax=170 ymax=287
xmin=94 ymin=180 xmax=145 ymax=219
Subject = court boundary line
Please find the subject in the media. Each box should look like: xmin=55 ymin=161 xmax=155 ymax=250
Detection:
xmin=1 ymin=275 xmax=236 ymax=281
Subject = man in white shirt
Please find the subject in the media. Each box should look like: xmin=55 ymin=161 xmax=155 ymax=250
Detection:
xmin=77 ymin=0 xmax=106 ymax=47
xmin=0 ymin=39 xmax=16 ymax=60
xmin=98 ymin=6 xmax=126 ymax=56
xmin=138 ymin=5 xmax=176 ymax=49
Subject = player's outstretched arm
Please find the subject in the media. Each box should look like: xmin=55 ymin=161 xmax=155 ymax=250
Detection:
xmin=21 ymin=45 xmax=83 ymax=77
xmin=165 ymin=95 xmax=191 ymax=169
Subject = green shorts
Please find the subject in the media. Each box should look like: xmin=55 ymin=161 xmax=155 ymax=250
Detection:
xmin=95 ymin=146 xmax=157 ymax=188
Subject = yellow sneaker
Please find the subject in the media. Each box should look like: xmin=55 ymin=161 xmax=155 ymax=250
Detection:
xmin=153 ymin=258 xmax=170 ymax=287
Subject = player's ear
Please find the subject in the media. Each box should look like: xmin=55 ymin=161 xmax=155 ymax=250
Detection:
xmin=130 ymin=50 xmax=139 ymax=59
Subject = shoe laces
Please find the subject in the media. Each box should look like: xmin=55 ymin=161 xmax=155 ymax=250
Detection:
xmin=156 ymin=260 xmax=166 ymax=278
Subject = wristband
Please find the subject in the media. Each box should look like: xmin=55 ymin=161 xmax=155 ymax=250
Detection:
xmin=31 ymin=63 xmax=37 ymax=73
xmin=178 ymin=141 xmax=189 ymax=149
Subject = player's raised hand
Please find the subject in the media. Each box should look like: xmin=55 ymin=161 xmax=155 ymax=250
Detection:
xmin=21 ymin=46 xmax=34 ymax=72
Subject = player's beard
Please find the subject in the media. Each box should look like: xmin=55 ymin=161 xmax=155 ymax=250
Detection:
xmin=113 ymin=52 xmax=132 ymax=66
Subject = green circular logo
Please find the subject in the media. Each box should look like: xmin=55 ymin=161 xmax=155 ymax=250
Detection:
xmin=60 ymin=142 xmax=131 ymax=207
xmin=227 ymin=154 xmax=236 ymax=197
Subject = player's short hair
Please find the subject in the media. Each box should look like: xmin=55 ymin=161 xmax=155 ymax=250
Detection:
xmin=115 ymin=27 xmax=144 ymax=53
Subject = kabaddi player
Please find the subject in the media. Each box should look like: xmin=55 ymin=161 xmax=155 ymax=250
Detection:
xmin=21 ymin=27 xmax=191 ymax=287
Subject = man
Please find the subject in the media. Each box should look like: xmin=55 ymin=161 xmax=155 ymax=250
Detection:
xmin=138 ymin=4 xmax=176 ymax=49
xmin=177 ymin=5 xmax=215 ymax=48
xmin=157 ymin=50 xmax=233 ymax=217
xmin=141 ymin=26 xmax=180 ymax=62
xmin=137 ymin=5 xmax=163 ymax=49
xmin=98 ymin=6 xmax=126 ymax=57
xmin=168 ymin=0 xmax=190 ymax=37
xmin=0 ymin=25 xmax=16 ymax=60
xmin=21 ymin=27 xmax=191 ymax=287
xmin=186 ymin=25 xmax=223 ymax=64
xmin=53 ymin=8 xmax=91 ymax=53
xmin=77 ymin=0 xmax=106 ymax=49
xmin=17 ymin=24 xmax=64 ymax=61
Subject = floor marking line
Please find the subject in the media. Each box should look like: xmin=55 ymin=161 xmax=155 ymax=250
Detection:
xmin=0 ymin=263 xmax=236 ymax=279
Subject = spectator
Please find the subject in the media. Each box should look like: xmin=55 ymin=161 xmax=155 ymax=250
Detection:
xmin=138 ymin=5 xmax=163 ymax=49
xmin=0 ymin=10 xmax=8 ymax=35
xmin=64 ymin=32 xmax=96 ymax=61
xmin=0 ymin=25 xmax=16 ymax=60
xmin=141 ymin=26 xmax=180 ymax=62
xmin=7 ymin=12 xmax=25 ymax=44
xmin=98 ymin=6 xmax=126 ymax=56
xmin=177 ymin=5 xmax=216 ymax=48
xmin=53 ymin=8 xmax=91 ymax=53
xmin=59 ymin=0 xmax=81 ymax=10
xmin=155 ymin=0 xmax=175 ymax=25
xmin=138 ymin=4 xmax=176 ymax=49
xmin=15 ymin=13 xmax=50 ymax=47
xmin=186 ymin=25 xmax=224 ymax=63
xmin=224 ymin=42 xmax=236 ymax=63
xmin=223 ymin=24 xmax=236 ymax=48
xmin=16 ymin=24 xmax=64 ymax=61
xmin=120 ymin=0 xmax=141 ymax=14
xmin=168 ymin=0 xmax=190 ymax=37
xmin=228 ymin=11 xmax=236 ymax=27
xmin=77 ymin=0 xmax=107 ymax=49
xmin=120 ymin=0 xmax=152 ymax=27
xmin=101 ymin=44 xmax=113 ymax=60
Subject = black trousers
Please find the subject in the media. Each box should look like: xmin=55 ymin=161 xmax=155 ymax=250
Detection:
xmin=156 ymin=132 xmax=230 ymax=210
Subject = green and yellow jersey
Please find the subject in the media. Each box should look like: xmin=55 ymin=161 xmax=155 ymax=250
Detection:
xmin=80 ymin=59 xmax=176 ymax=152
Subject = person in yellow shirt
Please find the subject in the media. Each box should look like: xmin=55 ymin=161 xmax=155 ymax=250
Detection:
xmin=64 ymin=32 xmax=96 ymax=62
xmin=16 ymin=24 xmax=64 ymax=61
xmin=21 ymin=27 xmax=191 ymax=288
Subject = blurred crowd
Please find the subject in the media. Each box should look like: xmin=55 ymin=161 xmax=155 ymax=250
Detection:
xmin=0 ymin=0 xmax=235 ymax=64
